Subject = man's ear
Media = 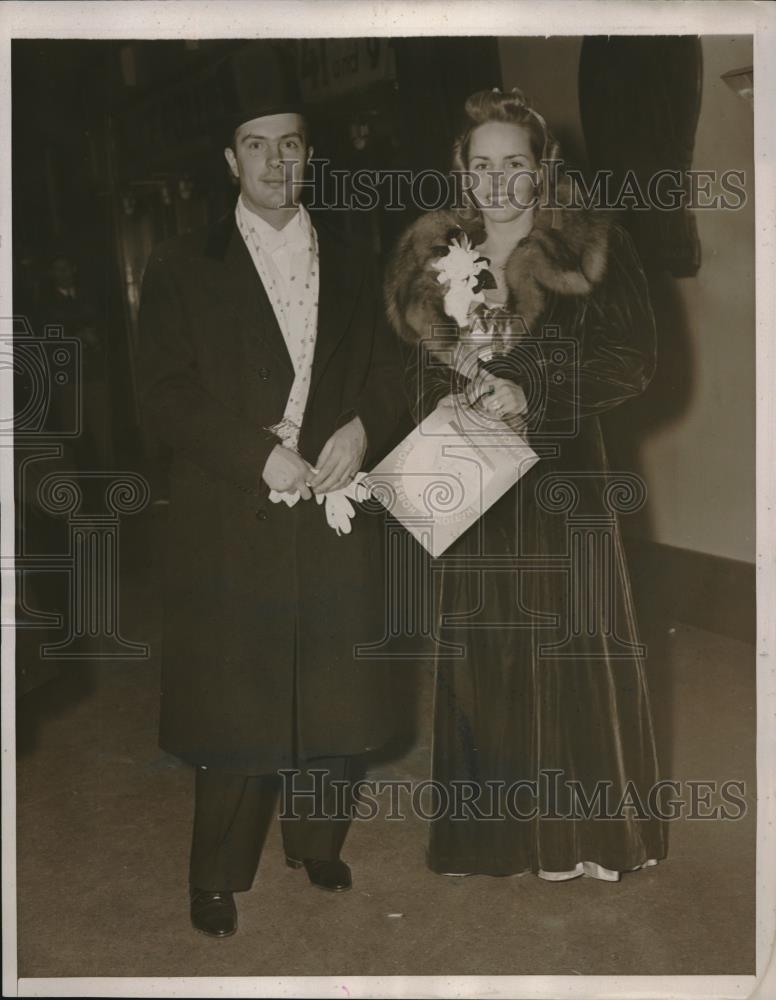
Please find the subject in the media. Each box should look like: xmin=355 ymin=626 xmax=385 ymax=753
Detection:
xmin=224 ymin=147 xmax=239 ymax=180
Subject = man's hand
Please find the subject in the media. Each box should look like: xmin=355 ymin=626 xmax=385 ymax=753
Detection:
xmin=309 ymin=416 xmax=367 ymax=494
xmin=262 ymin=444 xmax=313 ymax=499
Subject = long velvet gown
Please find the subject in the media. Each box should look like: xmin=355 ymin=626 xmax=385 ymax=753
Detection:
xmin=405 ymin=224 xmax=667 ymax=879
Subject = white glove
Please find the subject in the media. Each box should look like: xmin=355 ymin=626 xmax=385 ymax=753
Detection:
xmin=269 ymin=474 xmax=370 ymax=535
xmin=316 ymin=473 xmax=370 ymax=536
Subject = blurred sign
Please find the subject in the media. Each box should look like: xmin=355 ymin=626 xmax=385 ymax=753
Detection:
xmin=297 ymin=38 xmax=396 ymax=102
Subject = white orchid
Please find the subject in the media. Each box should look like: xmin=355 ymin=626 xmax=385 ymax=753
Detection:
xmin=430 ymin=230 xmax=495 ymax=329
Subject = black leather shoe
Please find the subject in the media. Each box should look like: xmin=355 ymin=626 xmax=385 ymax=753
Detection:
xmin=190 ymin=888 xmax=237 ymax=937
xmin=286 ymin=856 xmax=352 ymax=892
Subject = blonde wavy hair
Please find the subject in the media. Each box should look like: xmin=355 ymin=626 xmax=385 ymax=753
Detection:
xmin=452 ymin=87 xmax=562 ymax=220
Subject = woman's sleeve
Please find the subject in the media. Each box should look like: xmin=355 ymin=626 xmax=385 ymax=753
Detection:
xmin=538 ymin=224 xmax=656 ymax=427
xmin=495 ymin=224 xmax=656 ymax=432
xmin=403 ymin=343 xmax=466 ymax=424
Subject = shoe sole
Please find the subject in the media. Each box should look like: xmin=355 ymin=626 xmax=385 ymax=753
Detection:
xmin=191 ymin=922 xmax=238 ymax=938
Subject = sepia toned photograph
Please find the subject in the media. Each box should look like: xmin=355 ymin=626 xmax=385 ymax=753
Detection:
xmin=1 ymin=2 xmax=774 ymax=997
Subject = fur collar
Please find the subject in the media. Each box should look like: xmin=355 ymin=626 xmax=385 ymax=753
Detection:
xmin=385 ymin=198 xmax=611 ymax=344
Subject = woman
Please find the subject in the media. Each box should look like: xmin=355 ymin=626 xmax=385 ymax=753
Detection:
xmin=385 ymin=88 xmax=667 ymax=880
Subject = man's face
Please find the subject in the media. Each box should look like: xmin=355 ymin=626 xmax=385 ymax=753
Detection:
xmin=224 ymin=112 xmax=311 ymax=214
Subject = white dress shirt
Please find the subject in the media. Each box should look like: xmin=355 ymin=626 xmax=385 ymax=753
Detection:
xmin=235 ymin=195 xmax=319 ymax=381
xmin=235 ymin=196 xmax=365 ymax=529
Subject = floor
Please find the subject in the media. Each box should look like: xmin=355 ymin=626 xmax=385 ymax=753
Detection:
xmin=15 ymin=505 xmax=756 ymax=978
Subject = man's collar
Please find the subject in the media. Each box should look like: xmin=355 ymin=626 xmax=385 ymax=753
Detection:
xmin=236 ymin=196 xmax=312 ymax=250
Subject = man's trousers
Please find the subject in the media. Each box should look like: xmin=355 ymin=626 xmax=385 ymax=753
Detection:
xmin=189 ymin=755 xmax=363 ymax=892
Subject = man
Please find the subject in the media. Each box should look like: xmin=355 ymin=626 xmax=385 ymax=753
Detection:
xmin=137 ymin=75 xmax=406 ymax=938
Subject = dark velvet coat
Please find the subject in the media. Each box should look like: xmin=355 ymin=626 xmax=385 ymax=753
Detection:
xmin=137 ymin=211 xmax=407 ymax=772
xmin=385 ymin=205 xmax=668 ymax=875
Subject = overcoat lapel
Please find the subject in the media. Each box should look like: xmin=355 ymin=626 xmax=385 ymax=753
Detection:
xmin=309 ymin=218 xmax=361 ymax=395
xmin=203 ymin=212 xmax=362 ymax=396
xmin=204 ymin=214 xmax=295 ymax=378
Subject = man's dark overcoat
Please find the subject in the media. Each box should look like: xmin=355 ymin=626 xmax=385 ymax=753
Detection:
xmin=137 ymin=211 xmax=408 ymax=772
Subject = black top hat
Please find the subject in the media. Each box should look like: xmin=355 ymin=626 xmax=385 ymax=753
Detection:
xmin=218 ymin=41 xmax=305 ymax=145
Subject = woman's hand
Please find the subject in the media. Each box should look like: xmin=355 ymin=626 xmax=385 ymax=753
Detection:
xmin=476 ymin=372 xmax=528 ymax=419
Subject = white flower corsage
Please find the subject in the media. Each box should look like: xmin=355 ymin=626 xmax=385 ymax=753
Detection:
xmin=430 ymin=228 xmax=496 ymax=328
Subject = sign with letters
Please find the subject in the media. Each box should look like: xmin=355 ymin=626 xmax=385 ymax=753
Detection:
xmin=297 ymin=38 xmax=397 ymax=103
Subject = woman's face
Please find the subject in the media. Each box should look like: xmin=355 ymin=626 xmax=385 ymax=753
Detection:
xmin=467 ymin=122 xmax=539 ymax=223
